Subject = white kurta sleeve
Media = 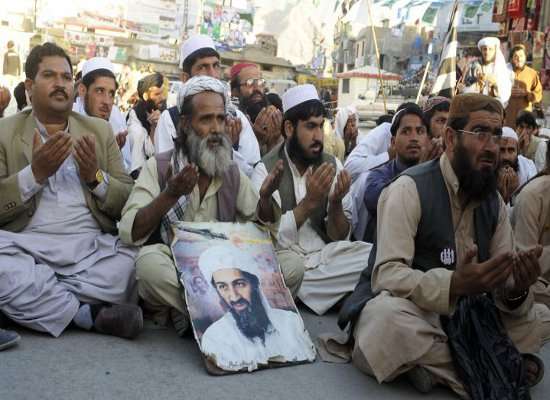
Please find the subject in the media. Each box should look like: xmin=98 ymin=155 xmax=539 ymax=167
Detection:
xmin=534 ymin=140 xmax=547 ymax=172
xmin=232 ymin=149 xmax=254 ymax=178
xmin=235 ymin=109 xmax=261 ymax=166
xmin=154 ymin=109 xmax=176 ymax=154
xmin=344 ymin=122 xmax=391 ymax=182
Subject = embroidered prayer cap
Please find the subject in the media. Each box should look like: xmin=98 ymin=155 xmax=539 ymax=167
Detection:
xmin=229 ymin=62 xmax=258 ymax=80
xmin=448 ymin=94 xmax=504 ymax=127
xmin=176 ymin=75 xmax=229 ymax=114
xmin=502 ymin=127 xmax=519 ymax=142
xmin=198 ymin=243 xmax=260 ymax=284
xmin=180 ymin=34 xmax=217 ymax=69
xmin=81 ymin=57 xmax=115 ymax=79
xmin=423 ymin=96 xmax=450 ymax=114
xmin=477 ymin=37 xmax=500 ymax=50
xmin=282 ymin=84 xmax=320 ymax=114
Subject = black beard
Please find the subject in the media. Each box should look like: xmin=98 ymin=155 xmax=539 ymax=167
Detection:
xmin=241 ymin=91 xmax=267 ymax=123
xmin=453 ymin=140 xmax=497 ymax=202
xmin=499 ymin=158 xmax=519 ymax=172
xmin=287 ymin=132 xmax=323 ymax=167
xmin=225 ymin=286 xmax=272 ymax=345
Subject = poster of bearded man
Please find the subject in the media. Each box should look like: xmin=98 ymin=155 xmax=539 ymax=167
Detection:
xmin=171 ymin=221 xmax=316 ymax=373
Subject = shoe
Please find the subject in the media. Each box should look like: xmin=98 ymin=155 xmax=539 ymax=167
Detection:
xmin=170 ymin=308 xmax=190 ymax=337
xmin=406 ymin=366 xmax=434 ymax=394
xmin=93 ymin=304 xmax=143 ymax=339
xmin=0 ymin=329 xmax=20 ymax=351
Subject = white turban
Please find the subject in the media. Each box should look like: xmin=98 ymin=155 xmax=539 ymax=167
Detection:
xmin=477 ymin=37 xmax=501 ymax=50
xmin=502 ymin=126 xmax=519 ymax=142
xmin=198 ymin=243 xmax=260 ymax=284
xmin=176 ymin=75 xmax=229 ymax=114
xmin=334 ymin=106 xmax=358 ymax=139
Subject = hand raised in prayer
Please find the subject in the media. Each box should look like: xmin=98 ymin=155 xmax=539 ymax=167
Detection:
xmin=497 ymin=167 xmax=511 ymax=202
xmin=31 ymin=129 xmax=73 ymax=184
xmin=304 ymin=162 xmax=335 ymax=206
xmin=517 ymin=129 xmax=531 ymax=155
xmin=254 ymin=106 xmax=282 ymax=147
xmin=507 ymin=246 xmax=543 ymax=297
xmin=259 ymin=160 xmax=283 ymax=200
xmin=450 ymin=246 xmax=513 ymax=298
xmin=116 ymin=130 xmax=128 ymax=149
xmin=147 ymin=110 xmax=161 ymax=133
xmin=164 ymin=164 xmax=199 ymax=200
xmin=73 ymin=135 xmax=99 ymax=184
xmin=226 ymin=116 xmax=242 ymax=147
xmin=421 ymin=137 xmax=444 ymax=162
xmin=329 ymin=169 xmax=351 ymax=204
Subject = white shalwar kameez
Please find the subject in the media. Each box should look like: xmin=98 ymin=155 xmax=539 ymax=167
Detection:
xmin=251 ymin=151 xmax=372 ymax=315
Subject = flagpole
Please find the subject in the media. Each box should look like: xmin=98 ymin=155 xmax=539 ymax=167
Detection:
xmin=366 ymin=0 xmax=387 ymax=113
xmin=415 ymin=61 xmax=430 ymax=104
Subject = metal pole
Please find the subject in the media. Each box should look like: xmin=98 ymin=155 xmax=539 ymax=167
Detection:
xmin=366 ymin=0 xmax=387 ymax=113
xmin=415 ymin=61 xmax=430 ymax=104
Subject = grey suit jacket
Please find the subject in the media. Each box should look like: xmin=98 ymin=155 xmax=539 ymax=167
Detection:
xmin=0 ymin=109 xmax=133 ymax=233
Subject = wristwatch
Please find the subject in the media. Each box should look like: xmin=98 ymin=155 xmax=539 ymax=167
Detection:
xmin=86 ymin=169 xmax=104 ymax=191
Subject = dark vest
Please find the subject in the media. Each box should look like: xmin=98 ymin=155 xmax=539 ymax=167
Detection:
xmin=145 ymin=150 xmax=240 ymax=245
xmin=338 ymin=159 xmax=500 ymax=330
xmin=262 ymin=142 xmax=337 ymax=243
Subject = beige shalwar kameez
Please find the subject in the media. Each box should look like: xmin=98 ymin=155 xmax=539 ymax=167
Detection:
xmin=352 ymin=154 xmax=550 ymax=398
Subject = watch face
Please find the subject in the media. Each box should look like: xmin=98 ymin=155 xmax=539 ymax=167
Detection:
xmin=96 ymin=170 xmax=104 ymax=183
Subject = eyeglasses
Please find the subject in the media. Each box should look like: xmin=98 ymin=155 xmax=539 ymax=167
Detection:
xmin=458 ymin=128 xmax=503 ymax=144
xmin=240 ymin=78 xmax=266 ymax=88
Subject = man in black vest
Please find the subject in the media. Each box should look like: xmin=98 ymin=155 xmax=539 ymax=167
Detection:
xmin=347 ymin=94 xmax=548 ymax=396
xmin=251 ymin=84 xmax=372 ymax=315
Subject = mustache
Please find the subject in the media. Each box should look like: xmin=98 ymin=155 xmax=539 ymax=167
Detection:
xmin=49 ymin=88 xmax=68 ymax=99
xmin=230 ymin=298 xmax=249 ymax=309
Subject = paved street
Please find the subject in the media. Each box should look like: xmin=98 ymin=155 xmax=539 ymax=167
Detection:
xmin=1 ymin=308 xmax=549 ymax=400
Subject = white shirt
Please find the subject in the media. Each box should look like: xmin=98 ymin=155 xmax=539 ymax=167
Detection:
xmin=154 ymin=107 xmax=261 ymax=177
xmin=127 ymin=109 xmax=155 ymax=174
xmin=200 ymin=307 xmax=316 ymax=372
xmin=344 ymin=122 xmax=391 ymax=182
xmin=251 ymin=148 xmax=353 ymax=261
xmin=518 ymin=154 xmax=537 ymax=186
xmin=533 ymin=139 xmax=548 ymax=172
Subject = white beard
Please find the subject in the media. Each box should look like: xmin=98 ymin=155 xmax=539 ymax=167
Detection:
xmin=187 ymin=129 xmax=232 ymax=178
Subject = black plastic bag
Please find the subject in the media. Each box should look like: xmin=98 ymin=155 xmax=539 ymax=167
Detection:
xmin=441 ymin=295 xmax=530 ymax=400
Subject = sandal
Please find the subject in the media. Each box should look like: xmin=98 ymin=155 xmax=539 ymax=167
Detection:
xmin=522 ymin=353 xmax=545 ymax=388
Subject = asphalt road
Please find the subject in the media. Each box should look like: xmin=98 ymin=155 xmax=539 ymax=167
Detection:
xmin=1 ymin=308 xmax=549 ymax=400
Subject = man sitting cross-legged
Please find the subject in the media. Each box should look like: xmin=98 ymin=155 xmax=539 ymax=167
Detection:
xmin=119 ymin=76 xmax=286 ymax=336
xmin=0 ymin=42 xmax=141 ymax=339
xmin=251 ymin=84 xmax=372 ymax=316
xmin=346 ymin=94 xmax=550 ymax=397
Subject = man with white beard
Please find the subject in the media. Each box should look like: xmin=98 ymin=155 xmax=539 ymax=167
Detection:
xmin=119 ymin=76 xmax=285 ymax=336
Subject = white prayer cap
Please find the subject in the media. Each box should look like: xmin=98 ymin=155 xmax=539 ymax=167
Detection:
xmin=478 ymin=37 xmax=500 ymax=49
xmin=282 ymin=84 xmax=320 ymax=113
xmin=176 ymin=75 xmax=229 ymax=114
xmin=81 ymin=57 xmax=114 ymax=79
xmin=198 ymin=243 xmax=259 ymax=284
xmin=502 ymin=126 xmax=519 ymax=142
xmin=180 ymin=34 xmax=217 ymax=69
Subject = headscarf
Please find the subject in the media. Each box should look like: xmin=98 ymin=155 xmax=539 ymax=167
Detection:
xmin=229 ymin=63 xmax=257 ymax=80
xmin=176 ymin=75 xmax=229 ymax=114
xmin=334 ymin=105 xmax=359 ymax=139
